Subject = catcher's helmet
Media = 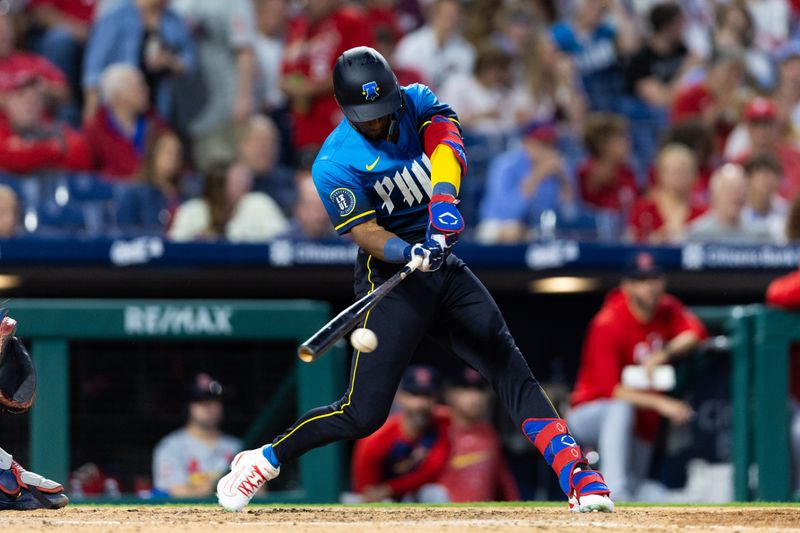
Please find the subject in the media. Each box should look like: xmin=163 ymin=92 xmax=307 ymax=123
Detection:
xmin=333 ymin=46 xmax=403 ymax=123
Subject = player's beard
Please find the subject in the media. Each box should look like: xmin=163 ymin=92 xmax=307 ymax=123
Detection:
xmin=353 ymin=115 xmax=391 ymax=141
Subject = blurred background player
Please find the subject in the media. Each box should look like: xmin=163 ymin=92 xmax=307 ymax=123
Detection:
xmin=351 ymin=365 xmax=450 ymax=503
xmin=152 ymin=373 xmax=241 ymax=498
xmin=567 ymin=252 xmax=706 ymax=501
xmin=0 ymin=315 xmax=69 ymax=510
xmin=438 ymin=367 xmax=518 ymax=503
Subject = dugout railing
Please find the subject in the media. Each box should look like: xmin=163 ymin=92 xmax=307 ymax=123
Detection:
xmin=10 ymin=299 xmax=347 ymax=503
xmin=693 ymin=305 xmax=795 ymax=502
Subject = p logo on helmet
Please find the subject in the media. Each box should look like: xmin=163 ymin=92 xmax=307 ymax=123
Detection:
xmin=362 ymin=81 xmax=380 ymax=102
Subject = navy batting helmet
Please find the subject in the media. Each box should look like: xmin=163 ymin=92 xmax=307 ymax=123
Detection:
xmin=333 ymin=46 xmax=403 ymax=123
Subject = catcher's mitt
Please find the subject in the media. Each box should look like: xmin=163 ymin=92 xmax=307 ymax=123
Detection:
xmin=0 ymin=316 xmax=36 ymax=414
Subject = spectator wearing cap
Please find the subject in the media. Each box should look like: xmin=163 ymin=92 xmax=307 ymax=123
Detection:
xmin=476 ymin=121 xmax=574 ymax=244
xmin=687 ymin=163 xmax=774 ymax=243
xmin=726 ymin=97 xmax=800 ymax=200
xmin=171 ymin=0 xmax=258 ymax=171
xmin=627 ymin=143 xmax=706 ymax=243
xmin=152 ymin=373 xmax=241 ymax=498
xmin=550 ymin=0 xmax=639 ymax=112
xmin=437 ymin=367 xmax=518 ymax=503
xmin=83 ymin=64 xmax=169 ymax=180
xmin=82 ymin=0 xmax=196 ymax=124
xmin=0 ymin=72 xmax=91 ymax=174
xmin=394 ymin=0 xmax=475 ymax=91
xmin=577 ymin=113 xmax=637 ymax=213
xmin=568 ymin=252 xmax=705 ymax=501
xmin=0 ymin=14 xmax=68 ymax=107
xmin=281 ymin=0 xmax=373 ymax=160
xmin=671 ymin=48 xmax=745 ymax=150
xmin=742 ymin=153 xmax=789 ymax=243
xmin=351 ymin=365 xmax=451 ymax=503
xmin=439 ymin=44 xmax=531 ymax=138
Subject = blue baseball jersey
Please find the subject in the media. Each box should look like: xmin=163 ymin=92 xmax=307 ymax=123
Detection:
xmin=312 ymin=83 xmax=459 ymax=243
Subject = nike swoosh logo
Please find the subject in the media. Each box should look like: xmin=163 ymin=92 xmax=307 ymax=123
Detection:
xmin=366 ymin=156 xmax=380 ymax=171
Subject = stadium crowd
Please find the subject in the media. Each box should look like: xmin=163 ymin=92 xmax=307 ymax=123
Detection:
xmin=2 ymin=0 xmax=800 ymax=242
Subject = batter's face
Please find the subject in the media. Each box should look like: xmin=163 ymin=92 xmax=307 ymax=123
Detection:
xmin=353 ymin=115 xmax=391 ymax=141
xmin=622 ymin=277 xmax=666 ymax=318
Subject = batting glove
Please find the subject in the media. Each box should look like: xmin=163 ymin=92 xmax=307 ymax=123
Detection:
xmin=427 ymin=194 xmax=464 ymax=250
xmin=404 ymin=239 xmax=445 ymax=272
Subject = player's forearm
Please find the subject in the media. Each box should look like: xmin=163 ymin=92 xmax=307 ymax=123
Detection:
xmin=664 ymin=331 xmax=700 ymax=359
xmin=612 ymin=385 xmax=665 ymax=411
xmin=350 ymin=221 xmax=408 ymax=263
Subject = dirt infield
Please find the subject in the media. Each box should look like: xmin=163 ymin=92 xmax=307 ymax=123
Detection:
xmin=3 ymin=504 xmax=800 ymax=532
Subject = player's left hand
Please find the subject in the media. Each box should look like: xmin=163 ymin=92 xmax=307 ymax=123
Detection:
xmin=404 ymin=240 xmax=445 ymax=272
xmin=427 ymin=194 xmax=464 ymax=249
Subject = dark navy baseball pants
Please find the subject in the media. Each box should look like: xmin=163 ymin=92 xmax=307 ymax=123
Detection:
xmin=271 ymin=251 xmax=559 ymax=462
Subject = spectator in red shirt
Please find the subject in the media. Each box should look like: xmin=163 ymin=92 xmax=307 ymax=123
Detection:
xmin=568 ymin=252 xmax=706 ymax=501
xmin=728 ymin=97 xmax=800 ymax=200
xmin=437 ymin=368 xmax=518 ymax=503
xmin=627 ymin=143 xmax=707 ymax=243
xmin=281 ymin=0 xmax=373 ymax=162
xmin=671 ymin=48 xmax=745 ymax=151
xmin=578 ymin=112 xmax=637 ymax=213
xmin=763 ymin=197 xmax=800 ymax=495
xmin=84 ymin=64 xmax=168 ymax=180
xmin=0 ymin=15 xmax=68 ymax=107
xmin=351 ymin=365 xmax=450 ymax=503
xmin=0 ymin=71 xmax=91 ymax=174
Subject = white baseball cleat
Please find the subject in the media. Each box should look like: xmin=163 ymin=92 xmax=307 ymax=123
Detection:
xmin=567 ymin=467 xmax=614 ymax=513
xmin=569 ymin=493 xmax=615 ymax=513
xmin=217 ymin=446 xmax=280 ymax=512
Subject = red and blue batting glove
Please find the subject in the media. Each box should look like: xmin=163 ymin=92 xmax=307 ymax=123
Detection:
xmin=404 ymin=239 xmax=445 ymax=272
xmin=427 ymin=194 xmax=464 ymax=250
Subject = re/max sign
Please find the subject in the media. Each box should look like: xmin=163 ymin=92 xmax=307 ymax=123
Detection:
xmin=124 ymin=306 xmax=234 ymax=336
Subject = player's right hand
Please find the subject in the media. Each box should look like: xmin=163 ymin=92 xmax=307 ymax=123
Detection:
xmin=404 ymin=240 xmax=445 ymax=272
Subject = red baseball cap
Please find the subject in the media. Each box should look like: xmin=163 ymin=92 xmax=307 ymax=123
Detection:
xmin=743 ymin=97 xmax=777 ymax=122
xmin=521 ymin=120 xmax=558 ymax=143
xmin=0 ymin=70 xmax=39 ymax=92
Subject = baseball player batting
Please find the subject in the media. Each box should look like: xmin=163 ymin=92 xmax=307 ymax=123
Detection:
xmin=217 ymin=47 xmax=613 ymax=513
